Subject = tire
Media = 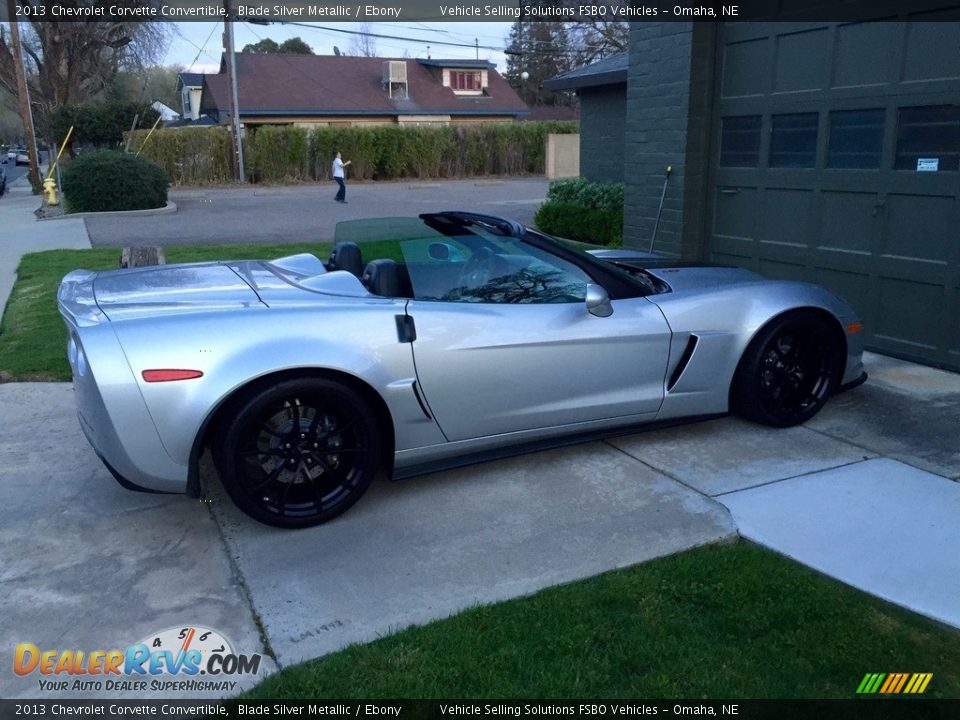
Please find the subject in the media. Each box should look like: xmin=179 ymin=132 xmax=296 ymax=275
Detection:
xmin=216 ymin=378 xmax=380 ymax=529
xmin=732 ymin=311 xmax=843 ymax=428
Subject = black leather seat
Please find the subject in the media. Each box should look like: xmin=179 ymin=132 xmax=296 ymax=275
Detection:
xmin=362 ymin=259 xmax=413 ymax=298
xmin=328 ymin=241 xmax=364 ymax=278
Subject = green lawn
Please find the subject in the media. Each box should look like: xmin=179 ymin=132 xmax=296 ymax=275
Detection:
xmin=0 ymin=243 xmax=331 ymax=381
xmin=244 ymin=542 xmax=960 ymax=699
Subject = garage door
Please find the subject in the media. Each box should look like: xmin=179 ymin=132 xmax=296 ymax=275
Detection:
xmin=707 ymin=19 xmax=960 ymax=371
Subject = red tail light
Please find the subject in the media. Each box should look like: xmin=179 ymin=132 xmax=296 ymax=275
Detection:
xmin=142 ymin=369 xmax=204 ymax=383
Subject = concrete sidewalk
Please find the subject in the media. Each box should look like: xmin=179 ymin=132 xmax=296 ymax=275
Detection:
xmin=608 ymin=352 xmax=960 ymax=629
xmin=0 ymin=174 xmax=91 ymax=316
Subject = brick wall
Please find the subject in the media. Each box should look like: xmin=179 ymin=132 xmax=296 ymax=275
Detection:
xmin=579 ymin=84 xmax=627 ymax=184
xmin=623 ymin=23 xmax=716 ymax=258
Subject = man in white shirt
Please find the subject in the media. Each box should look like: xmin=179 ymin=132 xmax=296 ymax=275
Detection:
xmin=332 ymin=151 xmax=351 ymax=203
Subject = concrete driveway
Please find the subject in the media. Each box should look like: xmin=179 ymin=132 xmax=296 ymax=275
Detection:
xmin=1 ymin=352 xmax=957 ymax=701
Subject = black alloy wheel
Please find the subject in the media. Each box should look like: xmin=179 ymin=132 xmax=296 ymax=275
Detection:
xmin=733 ymin=311 xmax=842 ymax=428
xmin=217 ymin=378 xmax=379 ymax=528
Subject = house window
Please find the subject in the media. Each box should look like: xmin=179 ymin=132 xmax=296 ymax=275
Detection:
xmin=449 ymin=71 xmax=482 ymax=92
xmin=719 ymin=115 xmax=761 ymax=167
xmin=894 ymin=105 xmax=960 ymax=171
xmin=183 ymin=89 xmax=191 ymax=113
xmin=770 ymin=112 xmax=818 ymax=168
xmin=827 ymin=109 xmax=884 ymax=169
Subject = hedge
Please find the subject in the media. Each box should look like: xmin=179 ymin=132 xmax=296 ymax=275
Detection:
xmin=126 ymin=121 xmax=578 ymax=185
xmin=534 ymin=178 xmax=625 ymax=247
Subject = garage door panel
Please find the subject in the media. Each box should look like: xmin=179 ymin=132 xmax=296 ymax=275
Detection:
xmin=883 ymin=193 xmax=958 ymax=264
xmin=903 ymin=21 xmax=960 ymax=82
xmin=774 ymin=28 xmax=829 ymax=93
xmin=761 ymin=188 xmax=816 ymax=246
xmin=875 ymin=277 xmax=945 ymax=351
xmin=875 ymin=255 xmax=951 ymax=285
xmin=819 ymin=191 xmax=879 ymax=254
xmin=722 ymin=39 xmax=769 ymax=98
xmin=713 ymin=186 xmax=758 ymax=239
xmin=811 ymin=267 xmax=872 ymax=323
xmin=834 ymin=22 xmax=901 ymax=88
xmin=759 ymin=258 xmax=809 ymax=282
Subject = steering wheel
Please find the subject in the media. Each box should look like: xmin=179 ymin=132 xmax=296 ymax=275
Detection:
xmin=458 ymin=247 xmax=494 ymax=291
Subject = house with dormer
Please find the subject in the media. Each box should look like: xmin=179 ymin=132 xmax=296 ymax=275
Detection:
xmin=194 ymin=54 xmax=528 ymax=129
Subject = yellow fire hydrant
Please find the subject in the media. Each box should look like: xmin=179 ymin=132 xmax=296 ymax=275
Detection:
xmin=42 ymin=177 xmax=59 ymax=206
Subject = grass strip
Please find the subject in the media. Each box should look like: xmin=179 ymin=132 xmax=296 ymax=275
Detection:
xmin=244 ymin=542 xmax=959 ymax=699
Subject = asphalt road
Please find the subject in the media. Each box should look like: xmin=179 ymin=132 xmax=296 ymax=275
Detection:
xmin=84 ymin=177 xmax=550 ymax=247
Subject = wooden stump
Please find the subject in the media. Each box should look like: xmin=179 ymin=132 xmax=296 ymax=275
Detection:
xmin=120 ymin=246 xmax=166 ymax=268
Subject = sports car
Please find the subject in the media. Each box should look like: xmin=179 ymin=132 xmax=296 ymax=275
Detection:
xmin=58 ymin=211 xmax=866 ymax=528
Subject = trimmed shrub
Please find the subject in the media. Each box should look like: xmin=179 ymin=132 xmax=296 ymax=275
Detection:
xmin=247 ymin=125 xmax=310 ymax=182
xmin=61 ymin=150 xmax=169 ymax=213
xmin=127 ymin=127 xmax=234 ymax=185
xmin=534 ymin=202 xmax=623 ymax=247
xmin=545 ymin=177 xmax=624 ymax=209
xmin=534 ymin=178 xmax=625 ymax=246
xmin=124 ymin=122 xmax=578 ymax=185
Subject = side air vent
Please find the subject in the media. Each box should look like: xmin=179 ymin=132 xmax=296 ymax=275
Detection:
xmin=667 ymin=335 xmax=699 ymax=392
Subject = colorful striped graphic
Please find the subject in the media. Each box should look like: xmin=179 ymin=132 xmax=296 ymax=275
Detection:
xmin=857 ymin=672 xmax=933 ymax=694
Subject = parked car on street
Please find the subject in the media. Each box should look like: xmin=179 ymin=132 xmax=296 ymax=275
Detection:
xmin=58 ymin=212 xmax=867 ymax=528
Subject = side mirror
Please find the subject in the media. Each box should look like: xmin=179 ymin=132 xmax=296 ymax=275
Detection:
xmin=585 ymin=283 xmax=613 ymax=317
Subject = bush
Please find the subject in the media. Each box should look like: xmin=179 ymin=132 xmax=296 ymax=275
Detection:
xmin=61 ymin=150 xmax=169 ymax=213
xmin=534 ymin=178 xmax=625 ymax=246
xmin=534 ymin=202 xmax=623 ymax=247
xmin=544 ymin=177 xmax=624 ymax=210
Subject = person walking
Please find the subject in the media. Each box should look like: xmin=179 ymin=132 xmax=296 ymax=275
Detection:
xmin=332 ymin=151 xmax=351 ymax=203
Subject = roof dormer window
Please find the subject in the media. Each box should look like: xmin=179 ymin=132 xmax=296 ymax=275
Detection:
xmin=450 ymin=71 xmax=482 ymax=93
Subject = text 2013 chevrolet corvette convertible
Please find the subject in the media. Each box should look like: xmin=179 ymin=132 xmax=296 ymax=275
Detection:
xmin=58 ymin=212 xmax=866 ymax=528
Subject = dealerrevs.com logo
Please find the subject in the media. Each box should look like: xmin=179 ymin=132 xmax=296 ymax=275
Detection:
xmin=14 ymin=626 xmax=262 ymax=693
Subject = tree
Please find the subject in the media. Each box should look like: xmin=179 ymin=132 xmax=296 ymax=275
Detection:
xmin=505 ymin=21 xmax=575 ymax=107
xmin=242 ymin=37 xmax=313 ymax=54
xmin=567 ymin=20 xmax=629 ymax=66
xmin=111 ymin=64 xmax=184 ymax=110
xmin=47 ymin=101 xmax=161 ymax=150
xmin=0 ymin=6 xmax=169 ymax=141
xmin=348 ymin=24 xmax=377 ymax=57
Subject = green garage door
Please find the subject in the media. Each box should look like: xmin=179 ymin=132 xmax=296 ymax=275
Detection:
xmin=708 ymin=19 xmax=960 ymax=371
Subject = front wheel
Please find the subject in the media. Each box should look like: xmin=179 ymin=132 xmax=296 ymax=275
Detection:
xmin=733 ymin=311 xmax=843 ymax=428
xmin=216 ymin=378 xmax=380 ymax=529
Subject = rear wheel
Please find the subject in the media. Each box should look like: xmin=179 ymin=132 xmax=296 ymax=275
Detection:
xmin=733 ymin=311 xmax=842 ymax=428
xmin=216 ymin=378 xmax=379 ymax=528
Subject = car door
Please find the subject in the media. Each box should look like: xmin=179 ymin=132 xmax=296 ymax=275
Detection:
xmin=404 ymin=239 xmax=672 ymax=442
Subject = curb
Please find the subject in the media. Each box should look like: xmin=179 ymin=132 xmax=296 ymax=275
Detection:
xmin=37 ymin=200 xmax=178 ymax=221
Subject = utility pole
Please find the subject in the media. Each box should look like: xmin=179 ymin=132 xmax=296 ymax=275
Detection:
xmin=6 ymin=2 xmax=41 ymax=193
xmin=222 ymin=0 xmax=246 ymax=183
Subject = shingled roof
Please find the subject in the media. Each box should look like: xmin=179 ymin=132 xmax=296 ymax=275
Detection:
xmin=201 ymin=54 xmax=528 ymax=119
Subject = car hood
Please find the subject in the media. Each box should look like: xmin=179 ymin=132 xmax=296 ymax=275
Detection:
xmin=89 ymin=263 xmax=265 ymax=321
xmin=643 ymin=265 xmax=765 ymax=292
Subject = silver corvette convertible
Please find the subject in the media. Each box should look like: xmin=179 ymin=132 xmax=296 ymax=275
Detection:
xmin=58 ymin=212 xmax=866 ymax=528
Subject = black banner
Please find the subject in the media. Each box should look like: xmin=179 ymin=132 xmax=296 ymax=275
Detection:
xmin=2 ymin=700 xmax=960 ymax=720
xmin=1 ymin=0 xmax=959 ymax=23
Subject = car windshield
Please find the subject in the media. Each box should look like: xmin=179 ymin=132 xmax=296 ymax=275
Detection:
xmin=328 ymin=214 xmax=647 ymax=303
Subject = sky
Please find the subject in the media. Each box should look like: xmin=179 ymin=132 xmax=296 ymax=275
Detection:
xmin=163 ymin=21 xmax=516 ymax=73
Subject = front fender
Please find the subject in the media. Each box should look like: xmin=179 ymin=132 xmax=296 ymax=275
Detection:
xmin=650 ymin=281 xmax=863 ymax=419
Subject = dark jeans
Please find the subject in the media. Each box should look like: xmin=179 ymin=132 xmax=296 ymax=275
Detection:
xmin=334 ymin=176 xmax=346 ymax=201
